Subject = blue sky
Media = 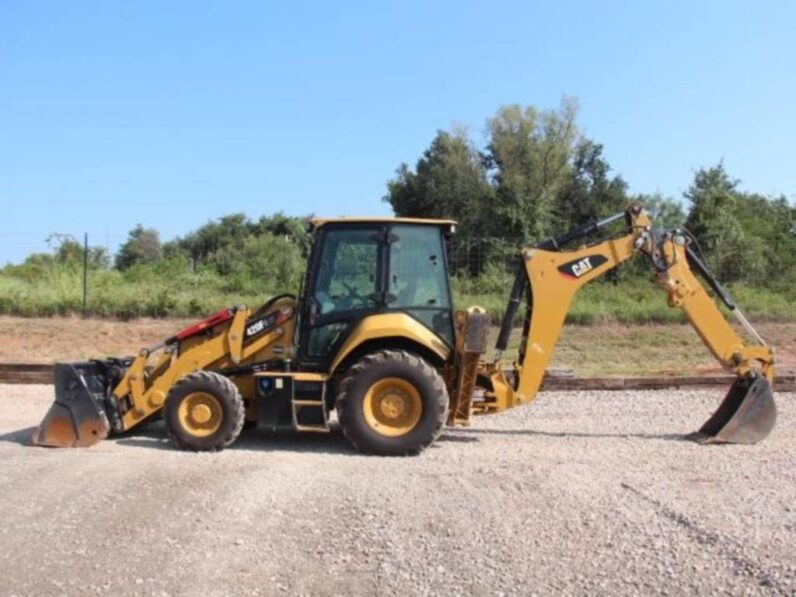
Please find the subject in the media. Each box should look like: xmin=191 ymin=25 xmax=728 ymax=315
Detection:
xmin=2 ymin=0 xmax=794 ymax=264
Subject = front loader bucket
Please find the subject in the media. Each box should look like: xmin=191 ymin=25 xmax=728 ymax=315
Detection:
xmin=693 ymin=375 xmax=776 ymax=444
xmin=32 ymin=363 xmax=112 ymax=448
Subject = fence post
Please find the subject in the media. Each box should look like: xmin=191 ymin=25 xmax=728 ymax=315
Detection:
xmin=82 ymin=233 xmax=88 ymax=318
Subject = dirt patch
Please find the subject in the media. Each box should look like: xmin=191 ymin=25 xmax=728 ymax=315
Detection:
xmin=0 ymin=315 xmax=194 ymax=363
xmin=1 ymin=316 xmax=793 ymax=377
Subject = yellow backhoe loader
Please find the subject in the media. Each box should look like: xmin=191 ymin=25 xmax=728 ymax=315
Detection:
xmin=33 ymin=203 xmax=776 ymax=454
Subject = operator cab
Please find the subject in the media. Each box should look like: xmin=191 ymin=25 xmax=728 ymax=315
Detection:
xmin=297 ymin=218 xmax=456 ymax=369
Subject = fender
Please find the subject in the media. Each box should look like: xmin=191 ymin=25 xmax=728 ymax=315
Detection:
xmin=329 ymin=312 xmax=450 ymax=374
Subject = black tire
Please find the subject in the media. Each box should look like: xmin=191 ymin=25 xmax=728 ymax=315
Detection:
xmin=336 ymin=350 xmax=448 ymax=456
xmin=164 ymin=371 xmax=245 ymax=451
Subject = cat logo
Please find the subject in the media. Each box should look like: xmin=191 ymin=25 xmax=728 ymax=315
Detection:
xmin=571 ymin=257 xmax=593 ymax=277
xmin=558 ymin=254 xmax=608 ymax=280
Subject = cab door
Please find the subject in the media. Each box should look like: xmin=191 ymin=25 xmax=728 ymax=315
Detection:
xmin=298 ymin=225 xmax=385 ymax=369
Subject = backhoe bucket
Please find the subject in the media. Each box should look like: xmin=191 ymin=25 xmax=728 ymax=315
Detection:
xmin=32 ymin=363 xmax=112 ymax=448
xmin=694 ymin=375 xmax=776 ymax=444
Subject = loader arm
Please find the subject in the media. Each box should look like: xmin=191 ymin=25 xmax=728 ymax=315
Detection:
xmin=32 ymin=296 xmax=296 ymax=448
xmin=113 ymin=306 xmax=291 ymax=431
xmin=474 ymin=203 xmax=775 ymax=443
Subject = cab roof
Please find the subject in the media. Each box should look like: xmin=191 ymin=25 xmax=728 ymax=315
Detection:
xmin=309 ymin=216 xmax=457 ymax=230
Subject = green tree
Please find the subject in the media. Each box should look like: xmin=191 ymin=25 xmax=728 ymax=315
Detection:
xmin=553 ymin=139 xmax=628 ymax=233
xmin=385 ymin=128 xmax=494 ymax=272
xmin=168 ymin=212 xmax=312 ymax=273
xmin=386 ymin=128 xmax=492 ymax=234
xmin=483 ymin=98 xmax=580 ymax=240
xmin=684 ymin=163 xmax=738 ymax=237
xmin=683 ymin=163 xmax=763 ymax=283
xmin=44 ymin=234 xmax=109 ymax=269
xmin=255 ymin=212 xmax=312 ymax=255
xmin=3 ymin=234 xmax=109 ymax=281
xmin=116 ymin=225 xmax=162 ymax=270
xmin=212 ymin=233 xmax=304 ymax=294
xmin=731 ymin=193 xmax=795 ymax=288
xmin=46 ymin=234 xmax=83 ymax=263
xmin=173 ymin=213 xmax=254 ymax=268
xmin=637 ymin=194 xmax=685 ymax=229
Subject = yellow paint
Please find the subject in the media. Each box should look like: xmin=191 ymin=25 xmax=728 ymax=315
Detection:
xmin=329 ymin=312 xmax=450 ymax=373
xmin=476 ymin=206 xmax=774 ymax=415
xmin=115 ymin=297 xmax=297 ymax=430
xmin=177 ymin=391 xmax=222 ymax=437
xmin=362 ymin=377 xmax=422 ymax=437
xmin=226 ymin=310 xmax=246 ymax=364
xmin=657 ymin=241 xmax=774 ymax=382
xmin=293 ymin=372 xmax=329 ymax=382
xmin=310 ymin=216 xmax=455 ymax=229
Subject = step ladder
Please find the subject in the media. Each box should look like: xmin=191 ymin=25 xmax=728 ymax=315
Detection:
xmin=291 ymin=380 xmax=329 ymax=433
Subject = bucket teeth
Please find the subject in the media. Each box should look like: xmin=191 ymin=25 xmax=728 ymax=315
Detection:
xmin=31 ymin=363 xmax=112 ymax=448
xmin=694 ymin=375 xmax=776 ymax=445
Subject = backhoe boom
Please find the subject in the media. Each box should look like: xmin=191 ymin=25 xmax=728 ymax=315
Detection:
xmin=472 ymin=203 xmax=776 ymax=444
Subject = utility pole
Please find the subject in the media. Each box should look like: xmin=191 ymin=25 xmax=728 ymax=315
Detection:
xmin=82 ymin=233 xmax=88 ymax=318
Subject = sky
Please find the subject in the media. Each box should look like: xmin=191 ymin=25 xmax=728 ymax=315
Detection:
xmin=2 ymin=0 xmax=795 ymax=264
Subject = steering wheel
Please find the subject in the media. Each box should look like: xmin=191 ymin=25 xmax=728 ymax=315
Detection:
xmin=342 ymin=282 xmax=370 ymax=308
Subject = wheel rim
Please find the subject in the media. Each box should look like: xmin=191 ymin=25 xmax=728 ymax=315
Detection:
xmin=177 ymin=391 xmax=223 ymax=437
xmin=362 ymin=377 xmax=422 ymax=437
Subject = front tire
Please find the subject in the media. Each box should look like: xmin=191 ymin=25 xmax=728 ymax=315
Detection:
xmin=164 ymin=371 xmax=245 ymax=451
xmin=336 ymin=350 xmax=448 ymax=455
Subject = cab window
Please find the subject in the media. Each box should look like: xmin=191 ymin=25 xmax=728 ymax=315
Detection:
xmin=313 ymin=228 xmax=379 ymax=316
xmin=388 ymin=225 xmax=453 ymax=345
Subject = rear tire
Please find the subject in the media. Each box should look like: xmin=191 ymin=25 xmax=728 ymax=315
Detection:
xmin=164 ymin=371 xmax=245 ymax=451
xmin=336 ymin=350 xmax=448 ymax=455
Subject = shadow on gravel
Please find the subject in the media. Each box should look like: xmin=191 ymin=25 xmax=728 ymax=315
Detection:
xmin=2 ymin=423 xmax=684 ymax=451
xmin=114 ymin=424 xmax=355 ymax=455
xmin=0 ymin=426 xmax=35 ymax=445
xmin=454 ymin=427 xmax=688 ymax=441
xmin=233 ymin=431 xmax=354 ymax=455
xmin=0 ymin=420 xmax=368 ymax=455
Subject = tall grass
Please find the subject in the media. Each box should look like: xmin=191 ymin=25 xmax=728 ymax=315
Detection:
xmin=1 ymin=263 xmax=793 ymax=323
xmin=0 ymin=267 xmax=265 ymax=319
xmin=451 ymin=265 xmax=796 ymax=324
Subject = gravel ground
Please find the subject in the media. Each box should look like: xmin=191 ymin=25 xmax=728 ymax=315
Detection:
xmin=0 ymin=385 xmax=793 ymax=597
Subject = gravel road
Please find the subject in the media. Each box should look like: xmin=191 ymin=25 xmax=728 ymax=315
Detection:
xmin=0 ymin=385 xmax=793 ymax=596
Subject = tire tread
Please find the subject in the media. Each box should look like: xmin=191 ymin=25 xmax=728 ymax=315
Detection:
xmin=335 ymin=349 xmax=448 ymax=455
xmin=165 ymin=371 xmax=245 ymax=451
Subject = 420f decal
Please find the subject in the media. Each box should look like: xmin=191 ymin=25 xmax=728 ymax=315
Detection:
xmin=243 ymin=308 xmax=291 ymax=343
xmin=557 ymin=255 xmax=608 ymax=280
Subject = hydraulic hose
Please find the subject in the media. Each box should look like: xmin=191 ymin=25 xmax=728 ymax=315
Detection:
xmin=496 ymin=211 xmax=626 ymax=352
xmin=685 ymin=246 xmax=736 ymax=310
xmin=495 ymin=264 xmax=527 ymax=352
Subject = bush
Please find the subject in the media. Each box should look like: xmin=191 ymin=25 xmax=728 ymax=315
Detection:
xmin=0 ymin=237 xmax=305 ymax=318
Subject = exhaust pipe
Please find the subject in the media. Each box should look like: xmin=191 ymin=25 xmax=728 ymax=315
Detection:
xmin=31 ymin=361 xmax=126 ymax=448
xmin=692 ymin=374 xmax=776 ymax=444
